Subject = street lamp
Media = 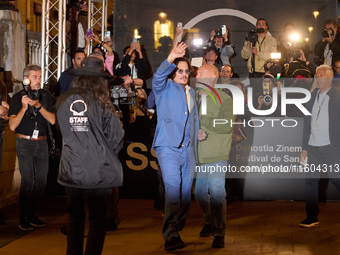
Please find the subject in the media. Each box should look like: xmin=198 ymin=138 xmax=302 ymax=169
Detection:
xmin=308 ymin=27 xmax=313 ymax=47
xmin=158 ymin=12 xmax=167 ymax=24
xmin=313 ymin=11 xmax=319 ymax=49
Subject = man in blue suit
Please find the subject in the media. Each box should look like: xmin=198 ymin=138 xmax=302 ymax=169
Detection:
xmin=152 ymin=42 xmax=199 ymax=251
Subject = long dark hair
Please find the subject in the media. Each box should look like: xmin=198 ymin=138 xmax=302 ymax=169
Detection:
xmin=71 ymin=76 xmax=117 ymax=115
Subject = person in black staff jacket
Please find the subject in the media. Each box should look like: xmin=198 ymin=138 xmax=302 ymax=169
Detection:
xmin=314 ymin=19 xmax=340 ymax=66
xmin=8 ymin=65 xmax=55 ymax=231
xmin=56 ymin=57 xmax=124 ymax=255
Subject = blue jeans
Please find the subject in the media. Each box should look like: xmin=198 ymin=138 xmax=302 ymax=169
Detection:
xmin=155 ymin=146 xmax=193 ymax=241
xmin=16 ymin=138 xmax=49 ymax=219
xmin=195 ymin=160 xmax=227 ymax=236
xmin=305 ymin=145 xmax=340 ymax=220
xmin=66 ymin=187 xmax=111 ymax=255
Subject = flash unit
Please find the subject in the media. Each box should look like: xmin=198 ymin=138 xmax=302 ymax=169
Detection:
xmin=193 ymin=39 xmax=203 ymax=46
xmin=271 ymin=53 xmax=281 ymax=60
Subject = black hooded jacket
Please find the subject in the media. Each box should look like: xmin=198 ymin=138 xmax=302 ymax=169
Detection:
xmin=56 ymin=88 xmax=124 ymax=189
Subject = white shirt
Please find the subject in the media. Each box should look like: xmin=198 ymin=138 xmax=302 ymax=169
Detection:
xmin=78 ymin=23 xmax=85 ymax=48
xmin=308 ymin=88 xmax=331 ymax=146
xmin=323 ymin=43 xmax=333 ymax=66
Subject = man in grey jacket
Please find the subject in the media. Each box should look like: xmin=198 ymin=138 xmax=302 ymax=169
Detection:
xmin=299 ymin=64 xmax=340 ymax=227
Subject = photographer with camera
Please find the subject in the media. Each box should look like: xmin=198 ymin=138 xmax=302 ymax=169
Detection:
xmin=277 ymin=23 xmax=296 ymax=64
xmin=252 ymin=74 xmax=281 ymax=117
xmin=208 ymin=28 xmax=235 ymax=66
xmin=8 ymin=65 xmax=55 ymax=231
xmin=276 ymin=23 xmax=309 ymax=64
xmin=241 ymin=18 xmax=277 ymax=80
xmin=287 ymin=49 xmax=316 ymax=76
xmin=314 ymin=19 xmax=340 ymax=66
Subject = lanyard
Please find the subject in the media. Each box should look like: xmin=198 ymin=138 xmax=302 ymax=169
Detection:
xmin=258 ymin=36 xmax=266 ymax=52
xmin=315 ymin=92 xmax=327 ymax=123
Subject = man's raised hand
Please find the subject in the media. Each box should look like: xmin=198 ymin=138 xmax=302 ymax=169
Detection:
xmin=168 ymin=42 xmax=187 ymax=63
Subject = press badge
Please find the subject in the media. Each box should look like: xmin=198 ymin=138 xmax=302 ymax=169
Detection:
xmin=32 ymin=129 xmax=39 ymax=139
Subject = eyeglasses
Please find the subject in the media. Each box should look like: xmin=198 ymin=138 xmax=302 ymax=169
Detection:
xmin=177 ymin=69 xmax=191 ymax=75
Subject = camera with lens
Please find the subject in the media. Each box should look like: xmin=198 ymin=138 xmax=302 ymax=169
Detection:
xmin=268 ymin=63 xmax=282 ymax=78
xmin=288 ymin=47 xmax=301 ymax=60
xmin=262 ymin=81 xmax=272 ymax=104
xmin=247 ymin=29 xmax=258 ymax=45
xmin=322 ymin=28 xmax=334 ymax=38
xmin=246 ymin=28 xmax=264 ymax=46
xmin=277 ymin=35 xmax=286 ymax=43
xmin=265 ymin=53 xmax=282 ymax=78
xmin=191 ymin=46 xmax=207 ymax=58
xmin=215 ymin=29 xmax=222 ymax=37
xmin=27 ymin=88 xmax=39 ymax=100
xmin=20 ymin=86 xmax=40 ymax=119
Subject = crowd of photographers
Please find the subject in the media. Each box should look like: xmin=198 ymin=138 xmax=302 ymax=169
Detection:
xmin=54 ymin=12 xmax=340 ymax=124
xmin=1 ymin=6 xmax=340 ymax=253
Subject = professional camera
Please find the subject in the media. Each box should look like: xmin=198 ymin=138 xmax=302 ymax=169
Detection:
xmin=190 ymin=39 xmax=207 ymax=58
xmin=277 ymin=35 xmax=286 ymax=43
xmin=191 ymin=47 xmax=207 ymax=58
xmin=269 ymin=64 xmax=281 ymax=78
xmin=287 ymin=47 xmax=301 ymax=60
xmin=215 ymin=29 xmax=222 ymax=37
xmin=322 ymin=28 xmax=334 ymax=38
xmin=263 ymin=53 xmax=282 ymax=78
xmin=27 ymin=88 xmax=39 ymax=100
xmin=247 ymin=28 xmax=264 ymax=45
xmin=247 ymin=29 xmax=258 ymax=45
xmin=262 ymin=81 xmax=272 ymax=104
xmin=22 ymin=77 xmax=40 ymax=100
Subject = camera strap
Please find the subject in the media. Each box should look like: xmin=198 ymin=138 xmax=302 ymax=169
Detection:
xmin=258 ymin=36 xmax=266 ymax=52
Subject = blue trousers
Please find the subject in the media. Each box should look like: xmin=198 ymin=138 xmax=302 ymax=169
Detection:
xmin=16 ymin=138 xmax=49 ymax=219
xmin=305 ymin=145 xmax=340 ymax=220
xmin=195 ymin=160 xmax=227 ymax=236
xmin=156 ymin=146 xmax=193 ymax=241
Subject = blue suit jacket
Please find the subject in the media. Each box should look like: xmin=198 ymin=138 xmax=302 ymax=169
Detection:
xmin=152 ymin=59 xmax=199 ymax=162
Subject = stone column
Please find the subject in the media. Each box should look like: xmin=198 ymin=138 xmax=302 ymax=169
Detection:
xmin=0 ymin=9 xmax=26 ymax=94
xmin=0 ymin=9 xmax=26 ymax=206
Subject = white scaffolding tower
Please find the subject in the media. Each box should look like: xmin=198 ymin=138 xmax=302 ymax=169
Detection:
xmin=87 ymin=0 xmax=108 ymax=53
xmin=41 ymin=0 xmax=107 ymax=86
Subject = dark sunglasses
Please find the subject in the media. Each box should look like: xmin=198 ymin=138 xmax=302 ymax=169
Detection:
xmin=177 ymin=69 xmax=191 ymax=75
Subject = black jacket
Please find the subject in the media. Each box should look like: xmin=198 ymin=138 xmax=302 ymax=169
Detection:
xmin=314 ymin=32 xmax=340 ymax=66
xmin=56 ymin=89 xmax=124 ymax=189
xmin=116 ymin=54 xmax=148 ymax=79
